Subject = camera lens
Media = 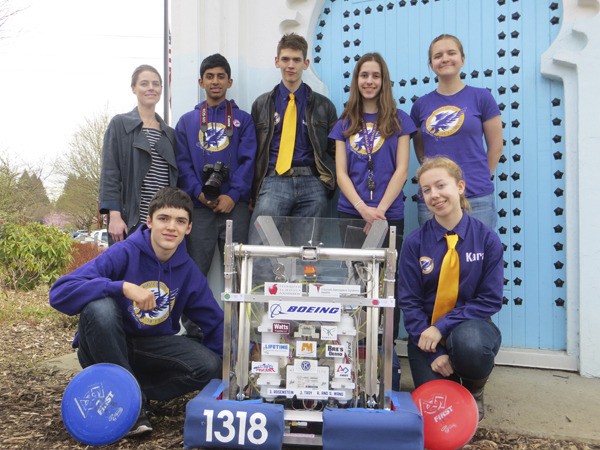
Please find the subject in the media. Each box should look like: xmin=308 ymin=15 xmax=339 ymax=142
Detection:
xmin=201 ymin=162 xmax=229 ymax=201
xmin=202 ymin=172 xmax=223 ymax=200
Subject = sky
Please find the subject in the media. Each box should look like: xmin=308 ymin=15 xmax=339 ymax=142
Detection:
xmin=0 ymin=0 xmax=164 ymax=197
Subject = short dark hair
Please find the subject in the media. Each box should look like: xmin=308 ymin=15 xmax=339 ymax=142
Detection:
xmin=148 ymin=187 xmax=194 ymax=222
xmin=200 ymin=53 xmax=231 ymax=79
xmin=277 ymin=33 xmax=308 ymax=60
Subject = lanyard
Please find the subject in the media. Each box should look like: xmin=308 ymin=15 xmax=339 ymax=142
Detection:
xmin=200 ymin=100 xmax=234 ymax=142
xmin=361 ymin=121 xmax=377 ymax=200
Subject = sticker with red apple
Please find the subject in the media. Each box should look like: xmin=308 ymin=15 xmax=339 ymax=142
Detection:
xmin=264 ymin=282 xmax=303 ymax=297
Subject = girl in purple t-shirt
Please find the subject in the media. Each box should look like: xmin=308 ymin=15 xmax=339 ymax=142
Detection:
xmin=410 ymin=34 xmax=503 ymax=229
xmin=330 ymin=53 xmax=415 ymax=227
xmin=329 ymin=53 xmax=416 ymax=355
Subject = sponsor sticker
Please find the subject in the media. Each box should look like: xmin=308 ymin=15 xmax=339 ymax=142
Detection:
xmin=335 ymin=363 xmax=352 ymax=379
xmin=296 ymin=341 xmax=317 ymax=358
xmin=308 ymin=284 xmax=361 ymax=297
xmin=326 ymin=344 xmax=345 ymax=358
xmin=320 ymin=325 xmax=338 ymax=340
xmin=286 ymin=366 xmax=329 ymax=392
xmin=268 ymin=301 xmax=342 ymax=322
xmin=267 ymin=388 xmax=347 ymax=400
xmin=264 ymin=283 xmax=303 ymax=297
xmin=294 ymin=359 xmax=318 ymax=374
xmin=271 ymin=322 xmax=290 ymax=334
xmin=251 ymin=361 xmax=278 ymax=373
xmin=261 ymin=342 xmax=290 ymax=357
xmin=266 ymin=388 xmax=295 ymax=396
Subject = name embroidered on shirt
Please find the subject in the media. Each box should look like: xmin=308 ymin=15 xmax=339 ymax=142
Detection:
xmin=465 ymin=252 xmax=484 ymax=262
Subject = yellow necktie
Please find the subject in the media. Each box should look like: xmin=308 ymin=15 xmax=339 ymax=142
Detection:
xmin=431 ymin=233 xmax=460 ymax=325
xmin=275 ymin=93 xmax=296 ymax=175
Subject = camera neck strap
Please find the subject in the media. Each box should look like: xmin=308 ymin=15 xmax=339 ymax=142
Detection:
xmin=200 ymin=100 xmax=234 ymax=137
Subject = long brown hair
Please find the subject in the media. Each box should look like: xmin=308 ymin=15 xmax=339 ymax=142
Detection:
xmin=417 ymin=157 xmax=471 ymax=212
xmin=341 ymin=53 xmax=400 ymax=139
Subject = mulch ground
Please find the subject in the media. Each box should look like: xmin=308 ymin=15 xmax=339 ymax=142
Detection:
xmin=0 ymin=288 xmax=596 ymax=449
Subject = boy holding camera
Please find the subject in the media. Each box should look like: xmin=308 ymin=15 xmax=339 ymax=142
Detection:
xmin=176 ymin=53 xmax=256 ymax=275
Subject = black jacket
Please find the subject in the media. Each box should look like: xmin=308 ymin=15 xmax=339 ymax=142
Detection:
xmin=99 ymin=108 xmax=178 ymax=231
xmin=250 ymin=83 xmax=338 ymax=200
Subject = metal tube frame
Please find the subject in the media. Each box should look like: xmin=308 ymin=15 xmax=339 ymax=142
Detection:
xmin=221 ymin=220 xmax=396 ymax=410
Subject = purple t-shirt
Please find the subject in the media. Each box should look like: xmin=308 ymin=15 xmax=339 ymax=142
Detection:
xmin=330 ymin=109 xmax=416 ymax=220
xmin=410 ymin=85 xmax=501 ymax=199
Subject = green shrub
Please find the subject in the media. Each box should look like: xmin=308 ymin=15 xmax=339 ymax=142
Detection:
xmin=0 ymin=222 xmax=73 ymax=291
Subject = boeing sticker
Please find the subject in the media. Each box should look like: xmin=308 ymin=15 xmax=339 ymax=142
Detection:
xmin=268 ymin=301 xmax=342 ymax=322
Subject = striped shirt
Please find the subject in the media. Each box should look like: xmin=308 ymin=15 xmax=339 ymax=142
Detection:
xmin=139 ymin=128 xmax=170 ymax=223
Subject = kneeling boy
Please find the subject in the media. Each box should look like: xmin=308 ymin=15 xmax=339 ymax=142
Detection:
xmin=50 ymin=187 xmax=224 ymax=436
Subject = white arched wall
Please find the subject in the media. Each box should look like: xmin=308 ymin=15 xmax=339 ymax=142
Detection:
xmin=170 ymin=0 xmax=328 ymax=120
xmin=170 ymin=0 xmax=600 ymax=377
xmin=542 ymin=0 xmax=600 ymax=377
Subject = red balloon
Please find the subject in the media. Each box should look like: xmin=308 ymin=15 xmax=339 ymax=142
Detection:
xmin=411 ymin=379 xmax=478 ymax=450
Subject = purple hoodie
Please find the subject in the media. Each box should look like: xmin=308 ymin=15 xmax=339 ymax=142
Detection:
xmin=49 ymin=225 xmax=224 ymax=356
xmin=175 ymin=99 xmax=256 ymax=208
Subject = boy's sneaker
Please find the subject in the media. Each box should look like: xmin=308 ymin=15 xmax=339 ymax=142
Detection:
xmin=126 ymin=409 xmax=153 ymax=437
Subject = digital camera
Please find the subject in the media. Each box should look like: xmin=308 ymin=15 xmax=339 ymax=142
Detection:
xmin=202 ymin=161 xmax=230 ymax=200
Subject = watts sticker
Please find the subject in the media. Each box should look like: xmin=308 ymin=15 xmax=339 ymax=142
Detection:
xmin=269 ymin=301 xmax=342 ymax=322
xmin=261 ymin=342 xmax=289 ymax=357
xmin=296 ymin=341 xmax=317 ymax=358
xmin=326 ymin=344 xmax=344 ymax=358
xmin=251 ymin=361 xmax=278 ymax=374
xmin=335 ymin=363 xmax=352 ymax=379
xmin=272 ymin=322 xmax=290 ymax=334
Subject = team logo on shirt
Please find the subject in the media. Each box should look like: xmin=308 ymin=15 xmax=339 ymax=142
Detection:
xmin=273 ymin=111 xmax=281 ymax=126
xmin=424 ymin=106 xmax=465 ymax=138
xmin=131 ymin=281 xmax=177 ymax=326
xmin=349 ymin=122 xmax=384 ymax=155
xmin=420 ymin=257 xmax=434 ymax=274
xmin=198 ymin=123 xmax=230 ymax=152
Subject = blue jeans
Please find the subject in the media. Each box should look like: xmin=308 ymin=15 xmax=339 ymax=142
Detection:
xmin=407 ymin=319 xmax=501 ymax=388
xmin=417 ymin=192 xmax=497 ymax=230
xmin=187 ymin=202 xmax=250 ymax=275
xmin=77 ymin=297 xmax=222 ymax=401
xmin=248 ymin=175 xmax=328 ymax=246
